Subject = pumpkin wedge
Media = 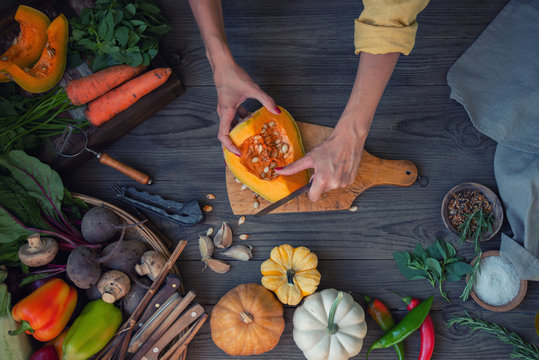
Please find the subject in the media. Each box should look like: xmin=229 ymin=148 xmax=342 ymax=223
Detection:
xmin=224 ymin=106 xmax=310 ymax=202
xmin=0 ymin=5 xmax=50 ymax=82
xmin=2 ymin=14 xmax=68 ymax=93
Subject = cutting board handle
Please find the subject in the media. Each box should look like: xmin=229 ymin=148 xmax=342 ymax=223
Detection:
xmin=352 ymin=151 xmax=418 ymax=191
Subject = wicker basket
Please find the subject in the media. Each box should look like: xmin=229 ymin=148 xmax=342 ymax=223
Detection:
xmin=73 ymin=193 xmax=180 ymax=275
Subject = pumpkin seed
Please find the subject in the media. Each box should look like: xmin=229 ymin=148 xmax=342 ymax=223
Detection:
xmin=269 ymin=121 xmax=276 ymax=128
xmin=23 ymin=67 xmax=30 ymax=73
xmin=239 ymin=234 xmax=250 ymax=240
xmin=206 ymin=227 xmax=214 ymax=236
xmin=241 ymin=184 xmax=248 ymax=191
xmin=198 ymin=235 xmax=214 ymax=260
xmin=281 ymin=143 xmax=289 ymax=154
xmin=275 ymin=138 xmax=281 ymax=145
xmin=206 ymin=193 xmax=216 ymax=200
xmin=257 ymin=145 xmax=263 ymax=153
xmin=263 ymin=123 xmax=268 ymax=129
xmin=235 ymin=177 xmax=241 ymax=184
xmin=260 ymin=172 xmax=266 ymax=179
xmin=251 ymin=157 xmax=259 ymax=163
xmin=12 ymin=38 xmax=17 ymax=45
xmin=1 ymin=56 xmax=7 ymax=61
xmin=205 ymin=258 xmax=231 ymax=274
xmin=270 ymin=162 xmax=277 ymax=169
xmin=349 ymin=205 xmax=359 ymax=212
xmin=238 ymin=216 xmax=246 ymax=225
xmin=273 ymin=131 xmax=279 ymax=136
xmin=213 ymin=222 xmax=233 ymax=249
xmin=253 ymin=200 xmax=260 ymax=209
xmin=222 ymin=245 xmax=252 ymax=261
xmin=254 ymin=135 xmax=262 ymax=140
xmin=202 ymin=205 xmax=213 ymax=213
xmin=264 ymin=167 xmax=269 ymax=173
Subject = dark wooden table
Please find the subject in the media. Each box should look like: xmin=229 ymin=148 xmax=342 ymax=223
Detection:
xmin=64 ymin=0 xmax=538 ymax=359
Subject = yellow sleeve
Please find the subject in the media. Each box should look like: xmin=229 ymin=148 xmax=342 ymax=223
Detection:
xmin=354 ymin=0 xmax=429 ymax=55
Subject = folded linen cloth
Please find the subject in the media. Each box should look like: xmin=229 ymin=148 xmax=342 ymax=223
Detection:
xmin=447 ymin=0 xmax=539 ymax=280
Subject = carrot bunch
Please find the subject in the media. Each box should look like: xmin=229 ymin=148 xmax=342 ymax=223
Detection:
xmin=65 ymin=64 xmax=172 ymax=126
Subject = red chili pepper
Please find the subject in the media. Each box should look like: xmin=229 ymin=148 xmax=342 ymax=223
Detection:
xmin=30 ymin=345 xmax=59 ymax=360
xmin=364 ymin=296 xmax=405 ymax=360
xmin=391 ymin=291 xmax=435 ymax=360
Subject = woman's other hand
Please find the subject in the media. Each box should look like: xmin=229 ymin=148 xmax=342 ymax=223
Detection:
xmin=213 ymin=61 xmax=280 ymax=155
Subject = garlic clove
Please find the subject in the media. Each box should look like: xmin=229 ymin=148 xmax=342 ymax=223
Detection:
xmin=198 ymin=235 xmax=214 ymax=260
xmin=213 ymin=222 xmax=233 ymax=249
xmin=205 ymin=258 xmax=231 ymax=274
xmin=222 ymin=245 xmax=252 ymax=261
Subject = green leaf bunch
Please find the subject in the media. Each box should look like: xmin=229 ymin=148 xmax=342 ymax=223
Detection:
xmin=393 ymin=238 xmax=473 ymax=302
xmin=69 ymin=0 xmax=171 ymax=71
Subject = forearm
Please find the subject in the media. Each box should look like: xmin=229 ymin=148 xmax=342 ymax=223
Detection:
xmin=336 ymin=52 xmax=400 ymax=140
xmin=188 ymin=0 xmax=234 ymax=71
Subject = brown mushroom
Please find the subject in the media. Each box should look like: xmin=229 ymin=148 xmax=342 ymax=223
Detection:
xmin=135 ymin=251 xmax=166 ymax=281
xmin=18 ymin=233 xmax=58 ymax=267
xmin=97 ymin=270 xmax=131 ymax=303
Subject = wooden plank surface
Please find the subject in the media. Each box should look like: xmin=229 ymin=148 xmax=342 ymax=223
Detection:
xmin=63 ymin=0 xmax=539 ymax=359
xmin=226 ymin=122 xmax=418 ymax=215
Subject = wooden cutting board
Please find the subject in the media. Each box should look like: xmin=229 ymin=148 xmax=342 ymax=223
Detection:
xmin=225 ymin=122 xmax=418 ymax=215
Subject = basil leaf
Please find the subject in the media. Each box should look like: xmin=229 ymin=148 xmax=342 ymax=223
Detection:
xmin=427 ymin=241 xmax=443 ymax=260
xmin=149 ymin=24 xmax=171 ymax=35
xmin=125 ymin=3 xmax=137 ymax=16
xmin=115 ymin=26 xmax=130 ymax=47
xmin=139 ymin=2 xmax=161 ymax=14
xmin=414 ymin=244 xmax=428 ymax=262
xmin=446 ymin=261 xmax=474 ymax=281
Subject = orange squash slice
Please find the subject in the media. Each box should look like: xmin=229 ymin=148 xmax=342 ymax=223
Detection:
xmin=0 ymin=5 xmax=50 ymax=82
xmin=224 ymin=106 xmax=310 ymax=202
xmin=2 ymin=14 xmax=68 ymax=93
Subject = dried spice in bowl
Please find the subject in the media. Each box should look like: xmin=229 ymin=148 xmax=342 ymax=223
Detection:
xmin=447 ymin=190 xmax=493 ymax=235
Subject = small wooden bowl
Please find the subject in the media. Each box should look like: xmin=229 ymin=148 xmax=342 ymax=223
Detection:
xmin=441 ymin=182 xmax=503 ymax=242
xmin=469 ymin=250 xmax=527 ymax=312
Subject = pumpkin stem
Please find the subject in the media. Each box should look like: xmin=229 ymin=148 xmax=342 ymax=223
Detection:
xmin=326 ymin=291 xmax=344 ymax=335
xmin=240 ymin=311 xmax=254 ymax=324
xmin=286 ymin=269 xmax=295 ymax=285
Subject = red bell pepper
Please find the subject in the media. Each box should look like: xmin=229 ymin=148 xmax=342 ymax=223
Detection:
xmin=392 ymin=292 xmax=435 ymax=360
xmin=30 ymin=346 xmax=59 ymax=360
xmin=45 ymin=327 xmax=69 ymax=359
xmin=9 ymin=278 xmax=77 ymax=341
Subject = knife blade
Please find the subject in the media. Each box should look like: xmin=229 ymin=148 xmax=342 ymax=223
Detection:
xmin=255 ymin=181 xmax=312 ymax=217
xmin=137 ymin=275 xmax=181 ymax=327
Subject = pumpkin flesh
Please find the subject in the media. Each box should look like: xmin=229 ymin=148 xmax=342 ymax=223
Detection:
xmin=0 ymin=5 xmax=50 ymax=82
xmin=261 ymin=244 xmax=321 ymax=305
xmin=224 ymin=106 xmax=310 ymax=202
xmin=210 ymin=283 xmax=285 ymax=356
xmin=2 ymin=14 xmax=68 ymax=93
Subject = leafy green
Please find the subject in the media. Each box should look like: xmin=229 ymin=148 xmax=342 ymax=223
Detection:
xmin=393 ymin=238 xmax=472 ymax=302
xmin=69 ymin=0 xmax=171 ymax=71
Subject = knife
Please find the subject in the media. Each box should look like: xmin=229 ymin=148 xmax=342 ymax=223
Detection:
xmin=255 ymin=181 xmax=312 ymax=217
xmin=137 ymin=275 xmax=181 ymax=327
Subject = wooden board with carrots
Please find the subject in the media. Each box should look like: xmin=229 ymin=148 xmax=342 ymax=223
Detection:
xmin=0 ymin=0 xmax=184 ymax=175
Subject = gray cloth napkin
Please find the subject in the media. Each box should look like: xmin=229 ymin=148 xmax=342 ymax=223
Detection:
xmin=446 ymin=0 xmax=539 ymax=280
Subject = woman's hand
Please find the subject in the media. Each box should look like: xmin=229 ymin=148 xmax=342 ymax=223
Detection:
xmin=276 ymin=117 xmax=368 ymax=202
xmin=213 ymin=61 xmax=279 ymax=155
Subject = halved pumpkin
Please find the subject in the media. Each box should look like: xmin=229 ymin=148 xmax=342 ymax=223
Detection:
xmin=2 ymin=14 xmax=67 ymax=93
xmin=0 ymin=5 xmax=50 ymax=82
xmin=224 ymin=106 xmax=310 ymax=202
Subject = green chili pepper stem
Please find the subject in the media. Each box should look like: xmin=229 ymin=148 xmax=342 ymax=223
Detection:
xmin=8 ymin=320 xmax=34 ymax=336
xmin=387 ymin=289 xmax=413 ymax=306
xmin=367 ymin=295 xmax=434 ymax=359
xmin=326 ymin=291 xmax=344 ymax=335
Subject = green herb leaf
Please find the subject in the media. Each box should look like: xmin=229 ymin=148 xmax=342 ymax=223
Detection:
xmin=446 ymin=261 xmax=473 ymax=281
xmin=426 ymin=258 xmax=442 ymax=279
xmin=125 ymin=3 xmax=136 ymax=16
xmin=115 ymin=26 xmax=130 ymax=47
xmin=138 ymin=2 xmax=161 ymax=14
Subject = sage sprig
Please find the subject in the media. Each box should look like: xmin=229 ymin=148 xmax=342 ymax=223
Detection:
xmin=393 ymin=238 xmax=473 ymax=302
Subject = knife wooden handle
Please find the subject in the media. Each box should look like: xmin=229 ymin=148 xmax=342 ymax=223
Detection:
xmin=161 ymin=313 xmax=208 ymax=360
xmin=137 ymin=275 xmax=181 ymax=327
xmin=141 ymin=304 xmax=204 ymax=360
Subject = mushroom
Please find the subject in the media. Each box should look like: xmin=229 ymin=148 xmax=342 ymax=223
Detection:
xmin=97 ymin=270 xmax=131 ymax=303
xmin=135 ymin=251 xmax=166 ymax=281
xmin=18 ymin=233 xmax=58 ymax=267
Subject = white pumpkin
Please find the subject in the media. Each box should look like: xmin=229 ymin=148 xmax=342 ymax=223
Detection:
xmin=293 ymin=289 xmax=367 ymax=360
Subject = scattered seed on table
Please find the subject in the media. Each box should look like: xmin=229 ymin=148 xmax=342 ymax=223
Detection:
xmin=253 ymin=200 xmax=260 ymax=209
xmin=241 ymin=184 xmax=248 ymax=191
xmin=239 ymin=234 xmax=250 ymax=240
xmin=348 ymin=205 xmax=358 ymax=212
xmin=206 ymin=193 xmax=216 ymax=200
xmin=238 ymin=216 xmax=246 ymax=225
xmin=202 ymin=205 xmax=213 ymax=213
xmin=206 ymin=227 xmax=214 ymax=236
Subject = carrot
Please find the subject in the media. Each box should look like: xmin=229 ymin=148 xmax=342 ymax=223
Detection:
xmin=84 ymin=67 xmax=172 ymax=126
xmin=65 ymin=64 xmax=146 ymax=105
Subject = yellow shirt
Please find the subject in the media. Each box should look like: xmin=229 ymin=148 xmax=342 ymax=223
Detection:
xmin=355 ymin=0 xmax=430 ymax=55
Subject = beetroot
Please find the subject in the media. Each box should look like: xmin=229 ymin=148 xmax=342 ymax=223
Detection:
xmin=66 ymin=246 xmax=101 ymax=289
xmin=81 ymin=206 xmax=121 ymax=243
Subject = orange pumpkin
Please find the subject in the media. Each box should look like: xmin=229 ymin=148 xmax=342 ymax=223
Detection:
xmin=0 ymin=5 xmax=50 ymax=82
xmin=210 ymin=283 xmax=285 ymax=355
xmin=223 ymin=106 xmax=310 ymax=202
xmin=2 ymin=14 xmax=68 ymax=93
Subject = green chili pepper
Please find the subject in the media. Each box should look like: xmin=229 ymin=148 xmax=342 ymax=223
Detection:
xmin=62 ymin=300 xmax=122 ymax=360
xmin=364 ymin=296 xmax=405 ymax=360
xmin=366 ymin=295 xmax=434 ymax=359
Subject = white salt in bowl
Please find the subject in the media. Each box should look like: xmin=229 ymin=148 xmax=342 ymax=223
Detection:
xmin=469 ymin=251 xmax=527 ymax=312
